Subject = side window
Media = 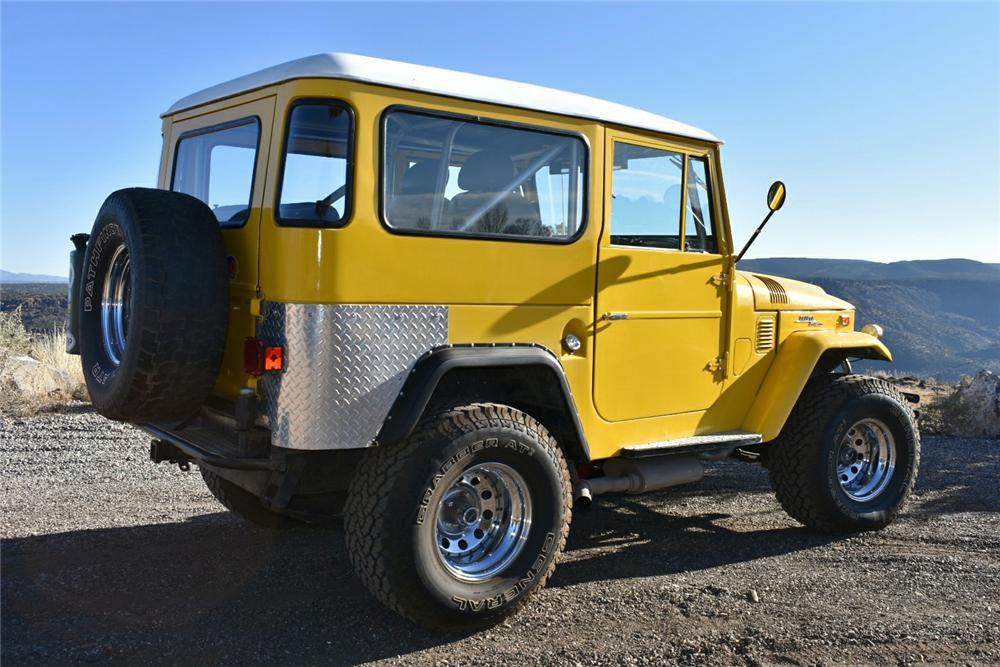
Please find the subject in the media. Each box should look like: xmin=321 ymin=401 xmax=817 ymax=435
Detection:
xmin=172 ymin=118 xmax=260 ymax=226
xmin=382 ymin=109 xmax=586 ymax=241
xmin=277 ymin=101 xmax=353 ymax=226
xmin=684 ymin=156 xmax=717 ymax=253
xmin=610 ymin=143 xmax=684 ymax=249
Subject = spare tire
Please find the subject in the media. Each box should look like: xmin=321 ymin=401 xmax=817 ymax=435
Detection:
xmin=79 ymin=188 xmax=229 ymax=422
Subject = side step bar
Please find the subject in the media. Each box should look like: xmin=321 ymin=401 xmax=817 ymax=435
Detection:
xmin=620 ymin=430 xmax=763 ymax=459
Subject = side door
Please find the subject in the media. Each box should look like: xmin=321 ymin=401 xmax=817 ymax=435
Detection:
xmin=593 ymin=130 xmax=727 ymax=421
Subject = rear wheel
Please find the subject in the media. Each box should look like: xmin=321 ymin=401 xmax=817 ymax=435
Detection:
xmin=200 ymin=469 xmax=299 ymax=530
xmin=344 ymin=403 xmax=572 ymax=629
xmin=768 ymin=375 xmax=920 ymax=533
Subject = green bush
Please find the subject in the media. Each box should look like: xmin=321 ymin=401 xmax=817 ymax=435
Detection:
xmin=0 ymin=307 xmax=32 ymax=355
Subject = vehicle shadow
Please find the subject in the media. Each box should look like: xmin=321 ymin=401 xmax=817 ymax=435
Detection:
xmin=2 ymin=514 xmax=448 ymax=665
xmin=552 ymin=495 xmax=834 ymax=590
xmin=1 ymin=484 xmax=819 ymax=665
xmin=3 ymin=439 xmax=992 ymax=664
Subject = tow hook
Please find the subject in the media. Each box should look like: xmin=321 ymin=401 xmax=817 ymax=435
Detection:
xmin=149 ymin=439 xmax=192 ymax=472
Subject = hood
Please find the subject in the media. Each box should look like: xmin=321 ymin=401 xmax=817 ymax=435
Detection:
xmin=738 ymin=272 xmax=853 ymax=311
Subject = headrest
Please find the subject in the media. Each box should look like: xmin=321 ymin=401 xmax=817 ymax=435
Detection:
xmin=663 ymin=184 xmax=682 ymax=210
xmin=400 ymin=160 xmax=442 ymax=195
xmin=458 ymin=150 xmax=515 ymax=192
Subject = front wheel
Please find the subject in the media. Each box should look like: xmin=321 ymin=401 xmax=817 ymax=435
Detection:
xmin=768 ymin=375 xmax=920 ymax=534
xmin=344 ymin=403 xmax=572 ymax=629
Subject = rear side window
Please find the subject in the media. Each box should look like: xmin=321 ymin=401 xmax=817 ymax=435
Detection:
xmin=382 ymin=109 xmax=586 ymax=242
xmin=610 ymin=143 xmax=684 ymax=249
xmin=172 ymin=118 xmax=260 ymax=226
xmin=277 ymin=101 xmax=354 ymax=227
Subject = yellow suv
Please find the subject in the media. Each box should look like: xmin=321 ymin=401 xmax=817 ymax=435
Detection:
xmin=68 ymin=54 xmax=919 ymax=629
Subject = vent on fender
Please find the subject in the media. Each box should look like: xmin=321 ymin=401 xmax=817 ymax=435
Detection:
xmin=754 ymin=275 xmax=788 ymax=304
xmin=756 ymin=318 xmax=776 ymax=352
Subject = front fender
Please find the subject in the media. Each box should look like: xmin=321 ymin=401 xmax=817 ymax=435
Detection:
xmin=742 ymin=330 xmax=892 ymax=441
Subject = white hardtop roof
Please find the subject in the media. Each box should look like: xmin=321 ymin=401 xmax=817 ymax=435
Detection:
xmin=164 ymin=53 xmax=720 ymax=143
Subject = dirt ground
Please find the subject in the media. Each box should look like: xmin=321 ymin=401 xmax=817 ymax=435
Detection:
xmin=2 ymin=408 xmax=998 ymax=666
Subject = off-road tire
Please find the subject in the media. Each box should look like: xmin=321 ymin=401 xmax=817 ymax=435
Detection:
xmin=344 ymin=403 xmax=572 ymax=630
xmin=200 ymin=469 xmax=299 ymax=530
xmin=79 ymin=188 xmax=228 ymax=422
xmin=768 ymin=374 xmax=920 ymax=534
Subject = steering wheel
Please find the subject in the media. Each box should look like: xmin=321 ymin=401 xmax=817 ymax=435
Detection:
xmin=315 ymin=184 xmax=348 ymax=218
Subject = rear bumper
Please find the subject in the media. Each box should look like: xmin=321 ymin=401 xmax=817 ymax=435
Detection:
xmin=141 ymin=401 xmax=278 ymax=471
xmin=144 ymin=423 xmax=281 ymax=471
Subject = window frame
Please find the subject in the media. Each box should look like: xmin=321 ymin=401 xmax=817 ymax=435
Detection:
xmin=682 ymin=153 xmax=720 ymax=255
xmin=273 ymin=97 xmax=357 ymax=229
xmin=607 ymin=140 xmax=687 ymax=251
xmin=607 ymin=137 xmax=724 ymax=256
xmin=170 ymin=115 xmax=262 ymax=229
xmin=378 ymin=104 xmax=590 ymax=245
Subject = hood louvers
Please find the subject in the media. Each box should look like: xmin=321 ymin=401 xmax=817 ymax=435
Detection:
xmin=755 ymin=275 xmax=789 ymax=305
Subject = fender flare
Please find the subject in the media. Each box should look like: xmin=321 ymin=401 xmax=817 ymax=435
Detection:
xmin=375 ymin=344 xmax=591 ymax=460
xmin=742 ymin=330 xmax=892 ymax=441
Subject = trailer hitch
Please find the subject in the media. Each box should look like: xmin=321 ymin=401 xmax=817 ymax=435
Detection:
xmin=149 ymin=439 xmax=192 ymax=471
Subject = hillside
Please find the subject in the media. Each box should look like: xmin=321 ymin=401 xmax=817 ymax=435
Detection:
xmin=0 ymin=270 xmax=67 ymax=284
xmin=0 ymin=283 xmax=68 ymax=333
xmin=741 ymin=258 xmax=1000 ymax=380
xmin=740 ymin=257 xmax=1000 ymax=281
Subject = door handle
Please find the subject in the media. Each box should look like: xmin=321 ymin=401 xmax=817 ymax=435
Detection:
xmin=602 ymin=312 xmax=629 ymax=321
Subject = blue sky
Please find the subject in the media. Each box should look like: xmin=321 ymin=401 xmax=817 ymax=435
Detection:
xmin=2 ymin=1 xmax=998 ymax=276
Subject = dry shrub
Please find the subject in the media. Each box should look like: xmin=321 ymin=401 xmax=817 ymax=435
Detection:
xmin=0 ymin=311 xmax=88 ymax=416
xmin=31 ymin=329 xmax=86 ymax=387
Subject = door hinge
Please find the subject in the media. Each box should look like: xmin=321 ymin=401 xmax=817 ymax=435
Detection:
xmin=709 ymin=273 xmax=727 ymax=287
xmin=707 ymin=354 xmax=727 ymax=373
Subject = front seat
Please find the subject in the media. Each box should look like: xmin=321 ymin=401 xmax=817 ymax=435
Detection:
xmin=447 ymin=150 xmax=540 ymax=235
xmin=387 ymin=160 xmax=448 ymax=230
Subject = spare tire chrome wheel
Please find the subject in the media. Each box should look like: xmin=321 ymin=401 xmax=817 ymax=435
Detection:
xmin=99 ymin=243 xmax=131 ymax=366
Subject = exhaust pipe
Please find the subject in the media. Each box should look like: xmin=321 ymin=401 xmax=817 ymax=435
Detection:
xmin=575 ymin=456 xmax=703 ymax=507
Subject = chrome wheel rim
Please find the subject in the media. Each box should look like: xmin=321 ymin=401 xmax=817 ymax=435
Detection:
xmin=100 ymin=244 xmax=131 ymax=366
xmin=434 ymin=462 xmax=532 ymax=582
xmin=837 ymin=418 xmax=897 ymax=501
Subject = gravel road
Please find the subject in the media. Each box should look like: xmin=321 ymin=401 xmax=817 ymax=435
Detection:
xmin=3 ymin=408 xmax=998 ymax=666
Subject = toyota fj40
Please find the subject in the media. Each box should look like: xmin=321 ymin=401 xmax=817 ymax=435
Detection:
xmin=68 ymin=54 xmax=919 ymax=629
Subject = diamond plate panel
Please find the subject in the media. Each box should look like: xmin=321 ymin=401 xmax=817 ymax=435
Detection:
xmin=259 ymin=303 xmax=448 ymax=450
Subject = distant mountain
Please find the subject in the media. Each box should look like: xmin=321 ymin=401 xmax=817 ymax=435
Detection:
xmin=739 ymin=257 xmax=1000 ymax=281
xmin=739 ymin=258 xmax=1000 ymax=381
xmin=1 ymin=270 xmax=67 ymax=284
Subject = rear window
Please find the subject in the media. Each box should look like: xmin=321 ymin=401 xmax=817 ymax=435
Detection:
xmin=276 ymin=101 xmax=354 ymax=227
xmin=171 ymin=118 xmax=260 ymax=226
xmin=382 ymin=109 xmax=586 ymax=242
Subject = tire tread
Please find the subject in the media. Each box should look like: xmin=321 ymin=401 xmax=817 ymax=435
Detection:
xmin=344 ymin=403 xmax=572 ymax=629
xmin=767 ymin=374 xmax=920 ymax=534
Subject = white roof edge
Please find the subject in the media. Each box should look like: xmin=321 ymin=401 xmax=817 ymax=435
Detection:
xmin=163 ymin=53 xmax=721 ymax=144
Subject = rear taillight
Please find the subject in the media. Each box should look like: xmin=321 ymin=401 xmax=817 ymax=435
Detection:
xmin=264 ymin=345 xmax=283 ymax=372
xmin=244 ymin=337 xmax=284 ymax=376
xmin=244 ymin=338 xmax=264 ymax=376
